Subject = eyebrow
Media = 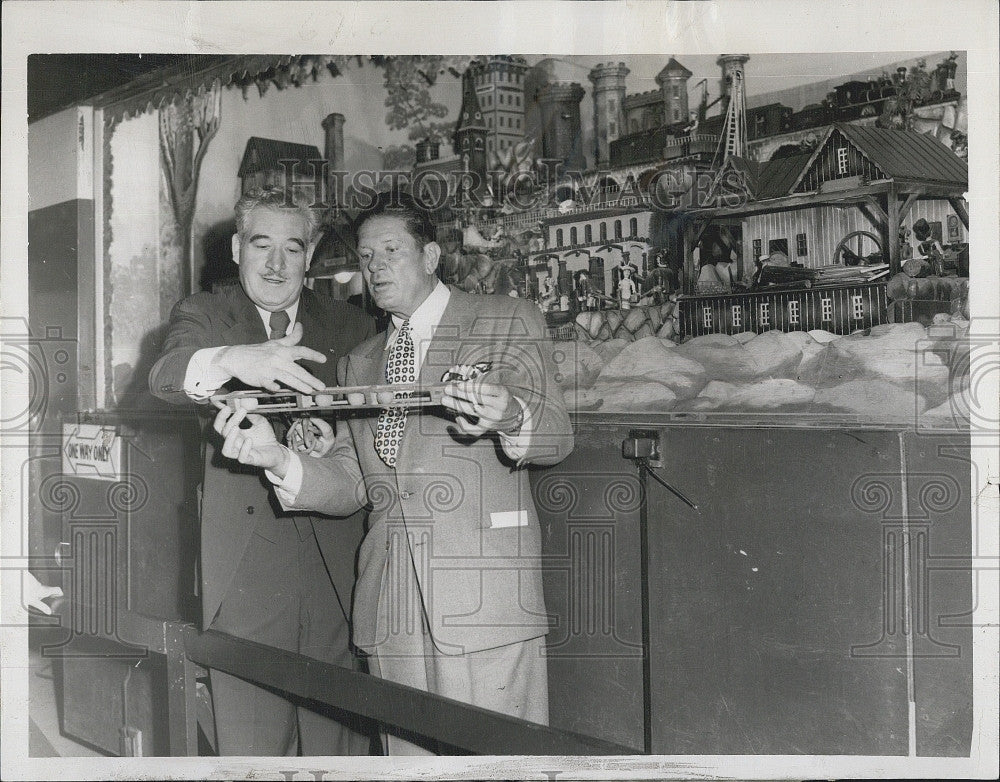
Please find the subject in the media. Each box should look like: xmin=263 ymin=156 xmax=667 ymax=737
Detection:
xmin=248 ymin=234 xmax=306 ymax=249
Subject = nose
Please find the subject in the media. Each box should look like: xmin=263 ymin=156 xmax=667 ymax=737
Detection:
xmin=365 ymin=253 xmax=388 ymax=273
xmin=265 ymin=248 xmax=286 ymax=272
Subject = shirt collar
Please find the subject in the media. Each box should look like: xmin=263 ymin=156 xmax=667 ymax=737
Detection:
xmin=255 ymin=298 xmax=300 ymax=335
xmin=387 ymin=280 xmax=450 ymax=342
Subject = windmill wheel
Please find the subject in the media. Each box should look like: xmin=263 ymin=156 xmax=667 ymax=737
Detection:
xmin=833 ymin=230 xmax=885 ymax=266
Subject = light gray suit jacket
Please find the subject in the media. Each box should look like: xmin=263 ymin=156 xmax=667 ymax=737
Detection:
xmin=291 ymin=288 xmax=574 ymax=656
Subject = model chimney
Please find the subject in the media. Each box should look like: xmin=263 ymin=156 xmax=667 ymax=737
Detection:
xmin=322 ymin=111 xmax=345 ymax=173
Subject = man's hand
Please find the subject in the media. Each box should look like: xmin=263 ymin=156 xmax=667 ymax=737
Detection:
xmin=213 ymin=406 xmax=290 ymax=476
xmin=441 ymin=378 xmax=523 ymax=437
xmin=287 ymin=416 xmax=337 ymax=457
xmin=212 ymin=322 xmax=327 ymax=393
xmin=24 ymin=572 xmax=63 ymax=616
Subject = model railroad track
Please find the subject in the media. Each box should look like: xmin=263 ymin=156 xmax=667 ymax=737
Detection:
xmin=212 ymin=383 xmax=455 ymax=414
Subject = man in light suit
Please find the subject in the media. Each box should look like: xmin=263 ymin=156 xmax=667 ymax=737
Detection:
xmin=214 ymin=192 xmax=574 ymax=754
xmin=149 ymin=187 xmax=375 ymax=756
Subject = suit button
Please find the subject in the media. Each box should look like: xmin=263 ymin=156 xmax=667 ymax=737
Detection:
xmin=399 ymin=491 xmax=413 ymax=499
xmin=246 ymin=506 xmax=254 ymax=515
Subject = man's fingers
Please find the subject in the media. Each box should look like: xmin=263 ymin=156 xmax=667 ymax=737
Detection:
xmin=213 ymin=405 xmax=235 ymax=435
xmin=289 ymin=346 xmax=327 ymax=364
xmin=221 ymin=407 xmax=248 ymax=438
xmin=238 ymin=437 xmax=255 ymax=465
xmin=28 ymin=598 xmax=53 ymax=615
xmin=275 ymin=368 xmax=324 ymax=394
xmin=280 ymin=364 xmax=327 ymax=392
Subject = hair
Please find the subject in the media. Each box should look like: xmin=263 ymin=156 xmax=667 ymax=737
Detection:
xmin=234 ymin=186 xmax=320 ymax=241
xmin=911 ymin=218 xmax=931 ymax=241
xmin=354 ymin=189 xmax=436 ymax=248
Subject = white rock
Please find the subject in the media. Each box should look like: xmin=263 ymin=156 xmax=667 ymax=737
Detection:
xmin=922 ymin=391 xmax=971 ymax=425
xmin=598 ymin=337 xmax=707 ymax=399
xmin=552 ymin=340 xmax=604 ymax=390
xmin=814 ymin=380 xmax=926 ymax=419
xmin=675 ymin=340 xmax=758 ymax=381
xmin=683 ymin=333 xmax=741 ymax=348
xmin=726 ymin=378 xmax=816 ymax=409
xmin=807 ymin=329 xmax=840 ymax=344
xmin=563 ymin=387 xmax=604 ymax=412
xmin=592 ymin=338 xmax=630 ymax=365
xmin=743 ymin=331 xmax=808 ymax=377
xmin=732 ymin=331 xmax=757 ymax=344
xmin=697 ymin=380 xmax=738 ymax=401
xmin=799 ymin=322 xmax=948 ymax=388
xmin=591 ymin=379 xmax=678 ymax=412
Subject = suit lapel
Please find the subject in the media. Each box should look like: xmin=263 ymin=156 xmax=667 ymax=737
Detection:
xmin=345 ymin=334 xmax=390 ymax=442
xmin=221 ymin=286 xmax=268 ymax=346
xmin=297 ymin=289 xmax=341 ymax=387
xmin=418 ymin=288 xmax=477 ymax=386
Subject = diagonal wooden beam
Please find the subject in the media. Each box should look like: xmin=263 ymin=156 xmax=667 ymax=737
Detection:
xmin=897 ymin=190 xmax=923 ymax=222
xmin=863 ymin=195 xmax=889 ymax=226
xmin=185 ymin=629 xmax=640 ymax=756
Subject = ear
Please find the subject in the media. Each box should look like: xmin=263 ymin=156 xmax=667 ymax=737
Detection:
xmin=422 ymin=241 xmax=441 ymax=274
xmin=305 ymin=240 xmax=317 ymax=272
xmin=231 ymin=234 xmax=241 ymax=266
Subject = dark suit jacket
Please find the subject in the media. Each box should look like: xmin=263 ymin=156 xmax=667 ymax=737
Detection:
xmin=289 ymin=288 xmax=574 ymax=656
xmin=148 ymin=283 xmax=376 ymax=626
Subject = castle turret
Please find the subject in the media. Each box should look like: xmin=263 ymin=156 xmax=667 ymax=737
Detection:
xmin=655 ymin=57 xmax=692 ymax=126
xmin=717 ymin=54 xmax=751 ymax=100
xmin=537 ymin=81 xmax=586 ymax=173
xmin=453 ymin=69 xmax=489 ymax=198
xmin=466 ymin=56 xmax=529 ymax=157
xmin=588 ymin=62 xmax=630 ymax=168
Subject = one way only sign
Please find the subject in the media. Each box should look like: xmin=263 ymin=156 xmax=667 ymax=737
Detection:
xmin=62 ymin=423 xmax=123 ymax=481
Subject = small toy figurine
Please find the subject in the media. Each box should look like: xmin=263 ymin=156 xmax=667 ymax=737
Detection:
xmin=643 ymin=251 xmax=676 ymax=305
xmin=575 ymin=271 xmax=597 ymax=311
xmin=539 ymin=275 xmax=558 ymax=312
xmin=898 ymin=226 xmax=913 ymax=260
xmin=913 ymin=218 xmax=945 ymax=276
xmin=618 ymin=266 xmax=638 ymax=310
xmin=441 ymin=361 xmax=494 ymax=383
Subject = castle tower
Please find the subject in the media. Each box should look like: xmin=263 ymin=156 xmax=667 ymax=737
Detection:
xmin=588 ymin=62 xmax=630 ymax=168
xmin=453 ymin=69 xmax=489 ymax=198
xmin=655 ymin=57 xmax=692 ymax=126
xmin=537 ymin=81 xmax=586 ymax=173
xmin=717 ymin=53 xmax=751 ymax=100
xmin=466 ymin=56 xmax=529 ymax=158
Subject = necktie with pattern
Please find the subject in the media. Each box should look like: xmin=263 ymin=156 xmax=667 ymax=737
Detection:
xmin=268 ymin=309 xmax=290 ymax=340
xmin=375 ymin=321 xmax=415 ymax=468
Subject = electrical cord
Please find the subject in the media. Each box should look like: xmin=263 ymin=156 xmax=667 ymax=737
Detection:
xmin=637 ymin=457 xmax=699 ymax=512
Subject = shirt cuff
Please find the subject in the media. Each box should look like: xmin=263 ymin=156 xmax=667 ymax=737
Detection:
xmin=265 ymin=447 xmax=303 ymax=508
xmin=498 ymin=395 xmax=533 ymax=461
xmin=183 ymin=346 xmax=232 ymax=400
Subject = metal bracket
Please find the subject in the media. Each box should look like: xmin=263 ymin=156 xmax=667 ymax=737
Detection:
xmin=622 ymin=429 xmax=662 ymax=468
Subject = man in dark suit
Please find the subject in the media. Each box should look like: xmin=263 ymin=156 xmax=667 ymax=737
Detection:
xmin=148 ymin=187 xmax=375 ymax=756
xmin=213 ymin=192 xmax=574 ymax=754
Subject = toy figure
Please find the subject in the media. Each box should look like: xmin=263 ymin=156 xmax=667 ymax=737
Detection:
xmin=611 ymin=251 xmax=642 ymax=300
xmin=913 ymin=218 xmax=945 ymax=276
xmin=643 ymin=251 xmax=676 ymax=305
xmin=575 ymin=271 xmax=597 ymax=311
xmin=539 ymin=275 xmax=558 ymax=312
xmin=618 ymin=266 xmax=638 ymax=310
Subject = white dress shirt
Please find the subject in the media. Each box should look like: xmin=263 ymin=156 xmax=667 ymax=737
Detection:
xmin=270 ymin=281 xmax=533 ymax=503
xmin=182 ymin=300 xmax=300 ymax=400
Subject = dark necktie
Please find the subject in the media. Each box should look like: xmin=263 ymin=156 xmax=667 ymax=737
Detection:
xmin=374 ymin=321 xmax=415 ymax=468
xmin=269 ymin=309 xmax=290 ymax=339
